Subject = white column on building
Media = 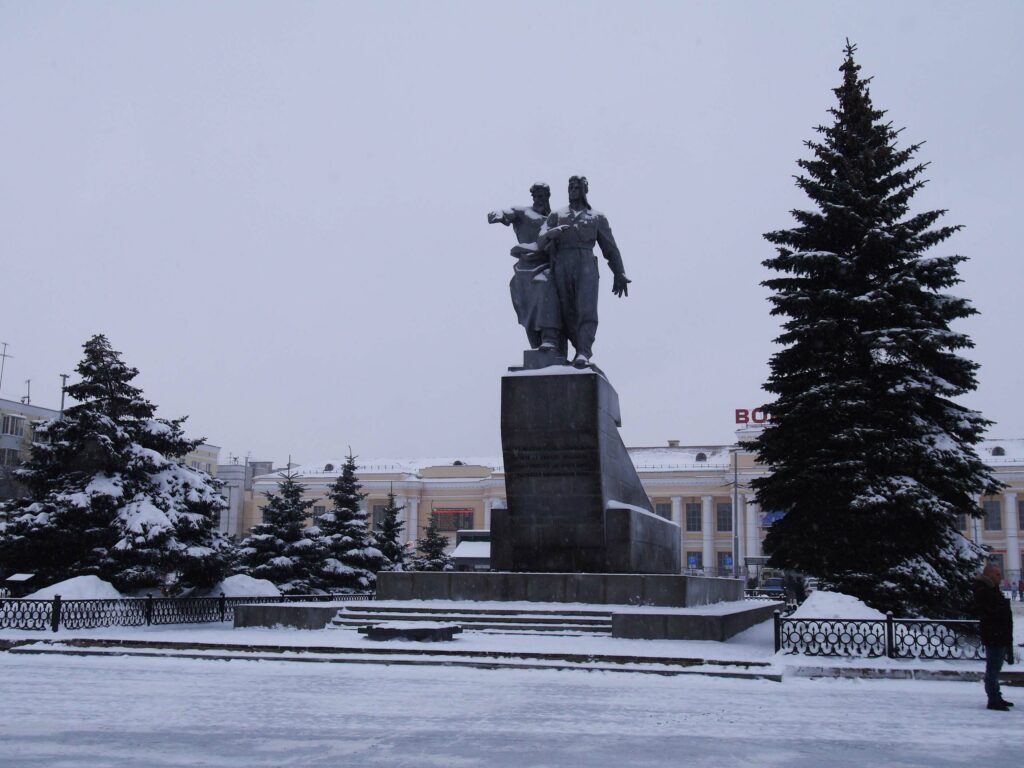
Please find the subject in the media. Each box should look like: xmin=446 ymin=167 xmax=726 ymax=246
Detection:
xmin=484 ymin=498 xmax=495 ymax=530
xmin=407 ymin=497 xmax=419 ymax=544
xmin=745 ymin=493 xmax=760 ymax=561
xmin=701 ymin=495 xmax=714 ymax=572
xmin=1004 ymin=491 xmax=1020 ymax=578
xmin=971 ymin=493 xmax=983 ymax=544
xmin=670 ymin=496 xmax=683 ymax=527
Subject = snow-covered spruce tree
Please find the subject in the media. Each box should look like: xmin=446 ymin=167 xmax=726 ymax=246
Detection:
xmin=750 ymin=43 xmax=1000 ymax=617
xmin=374 ymin=488 xmax=409 ymax=571
xmin=316 ymin=452 xmax=386 ymax=592
xmin=0 ymin=334 xmax=232 ymax=593
xmin=410 ymin=517 xmax=454 ymax=572
xmin=237 ymin=470 xmax=323 ymax=594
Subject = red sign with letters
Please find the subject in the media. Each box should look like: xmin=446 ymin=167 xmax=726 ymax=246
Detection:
xmin=735 ymin=408 xmax=772 ymax=425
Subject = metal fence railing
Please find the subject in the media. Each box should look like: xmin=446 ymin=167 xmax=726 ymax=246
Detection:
xmin=773 ymin=610 xmax=985 ymax=660
xmin=0 ymin=592 xmax=374 ymax=633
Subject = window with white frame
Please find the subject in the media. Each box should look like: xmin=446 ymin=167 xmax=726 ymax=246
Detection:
xmin=654 ymin=502 xmax=672 ymax=520
xmin=372 ymin=504 xmax=388 ymax=531
xmin=685 ymin=503 xmax=701 ymax=532
xmin=716 ymin=502 xmax=732 ymax=532
xmin=983 ymin=500 xmax=1002 ymax=531
xmin=716 ymin=551 xmax=733 ymax=571
xmin=1 ymin=415 xmax=26 ymax=437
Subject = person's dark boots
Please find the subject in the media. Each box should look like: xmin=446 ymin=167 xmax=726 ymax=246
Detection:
xmin=997 ymin=698 xmax=1014 ymax=707
xmin=987 ymin=700 xmax=1011 ymax=711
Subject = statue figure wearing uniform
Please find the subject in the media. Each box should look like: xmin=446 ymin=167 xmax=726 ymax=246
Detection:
xmin=487 ymin=183 xmax=562 ymax=352
xmin=538 ymin=176 xmax=631 ymax=367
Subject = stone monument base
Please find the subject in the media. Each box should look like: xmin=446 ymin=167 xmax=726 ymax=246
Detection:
xmin=376 ymin=571 xmax=742 ymax=608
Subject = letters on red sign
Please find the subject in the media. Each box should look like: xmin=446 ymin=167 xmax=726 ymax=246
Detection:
xmin=735 ymin=408 xmax=771 ymax=424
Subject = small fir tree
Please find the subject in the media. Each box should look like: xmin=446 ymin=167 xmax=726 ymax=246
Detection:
xmin=410 ymin=516 xmax=454 ymax=572
xmin=750 ymin=43 xmax=999 ymax=616
xmin=0 ymin=334 xmax=232 ymax=593
xmin=317 ymin=452 xmax=387 ymax=592
xmin=238 ymin=469 xmax=323 ymax=594
xmin=374 ymin=487 xmax=410 ymax=571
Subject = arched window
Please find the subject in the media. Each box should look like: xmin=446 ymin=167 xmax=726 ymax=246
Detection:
xmin=992 ymin=447 xmax=1006 ymax=457
xmin=453 ymin=460 xmax=464 ymax=466
xmin=324 ymin=463 xmax=335 ymax=472
xmin=695 ymin=452 xmax=707 ymax=462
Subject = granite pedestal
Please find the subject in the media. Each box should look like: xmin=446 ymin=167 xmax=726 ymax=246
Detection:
xmin=495 ymin=368 xmax=681 ymax=574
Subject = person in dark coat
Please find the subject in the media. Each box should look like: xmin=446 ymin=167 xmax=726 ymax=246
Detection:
xmin=972 ymin=563 xmax=1015 ymax=710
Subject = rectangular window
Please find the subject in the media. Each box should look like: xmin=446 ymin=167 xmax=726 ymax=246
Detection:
xmin=1018 ymin=500 xmax=1023 ymax=532
xmin=685 ymin=503 xmax=701 ymax=532
xmin=983 ymin=500 xmax=1002 ymax=531
xmin=955 ymin=513 xmax=967 ymax=531
xmin=312 ymin=505 xmax=326 ymax=517
xmin=0 ymin=448 xmax=20 ymax=467
xmin=988 ymin=553 xmax=1005 ymax=572
xmin=432 ymin=508 xmax=474 ymax=532
xmin=685 ymin=551 xmax=703 ymax=570
xmin=654 ymin=502 xmax=672 ymax=520
xmin=1 ymin=415 xmax=25 ymax=437
xmin=372 ymin=504 xmax=388 ymax=530
xmin=717 ymin=551 xmax=733 ymax=571
xmin=717 ymin=502 xmax=732 ymax=532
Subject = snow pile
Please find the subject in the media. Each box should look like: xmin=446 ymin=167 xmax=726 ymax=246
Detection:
xmin=27 ymin=575 xmax=122 ymax=600
xmin=210 ymin=575 xmax=280 ymax=598
xmin=789 ymin=590 xmax=885 ymax=620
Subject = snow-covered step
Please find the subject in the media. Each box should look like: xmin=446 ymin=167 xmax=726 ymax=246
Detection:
xmin=336 ymin=603 xmax=613 ymax=618
xmin=328 ymin=606 xmax=613 ymax=635
xmin=332 ymin=619 xmax=609 ymax=634
xmin=7 ymin=640 xmax=781 ymax=681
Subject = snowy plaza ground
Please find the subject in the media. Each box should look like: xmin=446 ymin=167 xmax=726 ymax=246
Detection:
xmin=1 ymin=618 xmax=1022 ymax=767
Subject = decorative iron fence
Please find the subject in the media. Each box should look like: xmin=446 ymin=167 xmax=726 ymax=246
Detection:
xmin=0 ymin=592 xmax=374 ymax=632
xmin=773 ymin=610 xmax=985 ymax=660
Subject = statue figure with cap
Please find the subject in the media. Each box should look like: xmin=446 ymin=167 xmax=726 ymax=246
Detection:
xmin=538 ymin=175 xmax=631 ymax=368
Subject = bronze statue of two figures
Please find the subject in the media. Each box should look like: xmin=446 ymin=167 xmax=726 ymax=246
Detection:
xmin=487 ymin=176 xmax=631 ymax=369
xmin=488 ymin=177 xmax=683 ymax=578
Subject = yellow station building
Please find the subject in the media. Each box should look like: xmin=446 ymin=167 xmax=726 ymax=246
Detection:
xmin=250 ymin=429 xmax=1024 ymax=583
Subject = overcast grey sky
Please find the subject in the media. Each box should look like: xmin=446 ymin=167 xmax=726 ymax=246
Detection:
xmin=2 ymin=1 xmax=1021 ymax=466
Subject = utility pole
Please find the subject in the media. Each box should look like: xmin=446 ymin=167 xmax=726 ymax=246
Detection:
xmin=732 ymin=447 xmax=741 ymax=580
xmin=59 ymin=374 xmax=69 ymax=416
xmin=22 ymin=379 xmax=31 ymax=405
xmin=0 ymin=342 xmax=11 ymax=395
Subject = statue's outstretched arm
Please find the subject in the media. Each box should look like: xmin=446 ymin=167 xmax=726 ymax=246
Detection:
xmin=487 ymin=208 xmax=518 ymax=226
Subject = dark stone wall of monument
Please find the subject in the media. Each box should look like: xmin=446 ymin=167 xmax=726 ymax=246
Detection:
xmin=496 ymin=370 xmax=681 ymax=574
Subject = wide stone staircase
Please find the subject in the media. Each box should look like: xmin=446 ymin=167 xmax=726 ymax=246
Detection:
xmin=328 ymin=604 xmax=614 ymax=636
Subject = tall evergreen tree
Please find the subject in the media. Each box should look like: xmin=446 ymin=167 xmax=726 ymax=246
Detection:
xmin=750 ymin=43 xmax=999 ymax=616
xmin=237 ymin=469 xmax=323 ymax=594
xmin=0 ymin=335 xmax=232 ymax=593
xmin=374 ymin=487 xmax=409 ymax=571
xmin=317 ymin=452 xmax=386 ymax=592
xmin=410 ymin=516 xmax=454 ymax=572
